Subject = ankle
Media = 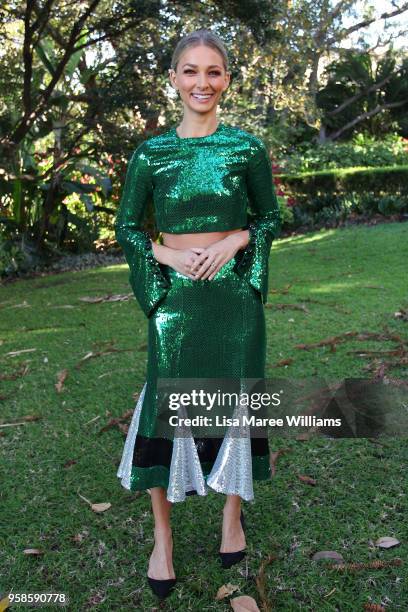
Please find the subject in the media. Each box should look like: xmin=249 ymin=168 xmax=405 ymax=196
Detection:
xmin=223 ymin=504 xmax=241 ymax=518
xmin=153 ymin=525 xmax=172 ymax=539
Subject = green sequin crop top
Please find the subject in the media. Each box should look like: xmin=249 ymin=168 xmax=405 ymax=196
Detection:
xmin=115 ymin=122 xmax=282 ymax=318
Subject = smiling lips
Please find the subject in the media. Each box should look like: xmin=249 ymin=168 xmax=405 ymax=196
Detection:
xmin=191 ymin=93 xmax=214 ymax=101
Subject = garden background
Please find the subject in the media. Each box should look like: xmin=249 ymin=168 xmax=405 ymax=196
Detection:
xmin=1 ymin=1 xmax=407 ymax=610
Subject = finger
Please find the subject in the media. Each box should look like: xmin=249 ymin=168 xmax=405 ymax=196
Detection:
xmin=192 ymin=263 xmax=206 ymax=279
xmin=190 ymin=249 xmax=206 ymax=265
xmin=183 ymin=266 xmax=197 ymax=280
xmin=195 ymin=258 xmax=217 ymax=279
xmin=190 ymin=253 xmax=209 ymax=272
xmin=202 ymin=262 xmax=219 ymax=280
xmin=189 ymin=252 xmax=205 ymax=266
xmin=208 ymin=256 xmax=229 ymax=280
xmin=208 ymin=260 xmax=226 ymax=280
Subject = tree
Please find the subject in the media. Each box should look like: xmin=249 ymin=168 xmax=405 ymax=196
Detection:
xmin=316 ymin=49 xmax=408 ymax=141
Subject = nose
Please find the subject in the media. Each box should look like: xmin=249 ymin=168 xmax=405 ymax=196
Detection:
xmin=196 ymin=73 xmax=210 ymax=89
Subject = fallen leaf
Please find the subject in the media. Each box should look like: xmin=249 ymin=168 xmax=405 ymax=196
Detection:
xmin=375 ymin=536 xmax=400 ymax=549
xmin=298 ymin=474 xmax=316 ymax=486
xmin=91 ymin=502 xmax=111 ymax=513
xmin=312 ymin=550 xmax=344 ymax=563
xmin=230 ymin=595 xmax=260 ymax=611
xmin=215 ymin=583 xmax=240 ymax=600
xmin=55 ymin=369 xmax=68 ymax=393
xmin=78 ymin=493 xmax=111 ymax=512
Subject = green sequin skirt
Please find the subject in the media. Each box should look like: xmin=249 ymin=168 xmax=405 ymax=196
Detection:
xmin=117 ymin=254 xmax=272 ymax=501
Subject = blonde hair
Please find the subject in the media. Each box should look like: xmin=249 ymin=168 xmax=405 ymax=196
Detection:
xmin=170 ymin=28 xmax=229 ymax=73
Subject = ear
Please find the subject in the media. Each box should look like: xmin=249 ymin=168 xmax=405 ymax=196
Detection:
xmin=168 ymin=69 xmax=176 ymax=90
xmin=223 ymin=71 xmax=231 ymax=92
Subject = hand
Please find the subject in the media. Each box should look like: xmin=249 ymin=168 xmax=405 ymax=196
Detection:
xmin=190 ymin=234 xmax=244 ymax=281
xmin=170 ymin=247 xmax=206 ymax=279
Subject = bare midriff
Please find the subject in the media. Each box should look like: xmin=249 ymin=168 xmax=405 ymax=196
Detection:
xmin=162 ymin=228 xmax=244 ymax=250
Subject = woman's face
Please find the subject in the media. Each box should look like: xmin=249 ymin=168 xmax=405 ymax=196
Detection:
xmin=169 ymin=44 xmax=230 ymax=114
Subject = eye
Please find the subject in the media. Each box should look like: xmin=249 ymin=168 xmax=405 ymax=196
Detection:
xmin=183 ymin=69 xmax=221 ymax=75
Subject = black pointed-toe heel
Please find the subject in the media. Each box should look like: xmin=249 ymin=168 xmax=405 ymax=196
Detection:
xmin=147 ymin=575 xmax=177 ymax=599
xmin=219 ymin=509 xmax=246 ymax=569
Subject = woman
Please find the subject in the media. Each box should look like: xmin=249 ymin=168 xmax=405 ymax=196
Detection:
xmin=115 ymin=29 xmax=281 ymax=599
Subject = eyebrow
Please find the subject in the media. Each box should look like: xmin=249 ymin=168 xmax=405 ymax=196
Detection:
xmin=182 ymin=63 xmax=222 ymax=69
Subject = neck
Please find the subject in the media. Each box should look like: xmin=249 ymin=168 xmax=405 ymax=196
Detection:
xmin=176 ymin=115 xmax=219 ymax=138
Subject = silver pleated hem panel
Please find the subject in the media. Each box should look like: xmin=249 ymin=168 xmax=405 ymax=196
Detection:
xmin=116 ymin=382 xmax=254 ymax=503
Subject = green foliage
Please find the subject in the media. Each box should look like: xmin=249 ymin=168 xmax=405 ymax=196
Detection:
xmin=277 ymin=194 xmax=293 ymax=226
xmin=275 ymin=135 xmax=408 ymax=228
xmin=1 ymin=1 xmax=408 ymax=260
xmin=316 ymin=49 xmax=408 ymax=139
xmin=287 ymin=190 xmax=408 ymax=229
xmin=376 ymin=194 xmax=408 ymax=215
xmin=0 ymin=223 xmax=26 ymax=277
xmin=63 ymin=213 xmax=100 ymax=253
xmin=281 ymin=133 xmax=408 ymax=174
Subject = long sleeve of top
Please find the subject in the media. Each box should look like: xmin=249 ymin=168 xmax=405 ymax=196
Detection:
xmin=114 ymin=142 xmax=171 ymax=318
xmin=114 ymin=122 xmax=282 ymax=317
xmin=234 ymin=137 xmax=282 ymax=304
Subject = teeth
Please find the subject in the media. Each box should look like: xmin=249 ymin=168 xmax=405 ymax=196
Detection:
xmin=192 ymin=94 xmax=212 ymax=99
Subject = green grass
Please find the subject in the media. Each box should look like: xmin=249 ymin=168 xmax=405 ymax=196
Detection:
xmin=1 ymin=222 xmax=407 ymax=610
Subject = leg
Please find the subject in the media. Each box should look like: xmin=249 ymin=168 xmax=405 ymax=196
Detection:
xmin=220 ymin=494 xmax=246 ymax=553
xmin=147 ymin=486 xmax=176 ymax=580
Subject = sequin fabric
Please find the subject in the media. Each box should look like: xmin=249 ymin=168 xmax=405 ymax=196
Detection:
xmin=116 ymin=256 xmax=272 ymax=501
xmin=116 ymin=383 xmax=146 ymax=490
xmin=114 ymin=121 xmax=282 ymax=315
xmin=115 ymin=121 xmax=280 ymax=500
xmin=117 ymin=381 xmax=255 ymax=502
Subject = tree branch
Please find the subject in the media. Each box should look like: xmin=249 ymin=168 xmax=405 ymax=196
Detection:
xmin=8 ymin=0 xmax=102 ymax=146
xmin=326 ymin=3 xmax=408 ymax=46
xmin=329 ymin=98 xmax=408 ymax=140
xmin=326 ymin=72 xmax=396 ymax=116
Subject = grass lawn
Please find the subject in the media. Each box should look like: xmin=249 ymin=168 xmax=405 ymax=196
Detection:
xmin=1 ymin=221 xmax=407 ymax=611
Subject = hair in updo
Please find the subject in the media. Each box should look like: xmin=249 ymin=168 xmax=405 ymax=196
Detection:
xmin=170 ymin=28 xmax=229 ymax=73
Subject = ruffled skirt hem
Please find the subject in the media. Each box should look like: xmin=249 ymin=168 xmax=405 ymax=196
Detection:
xmin=117 ymin=382 xmax=271 ymax=503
